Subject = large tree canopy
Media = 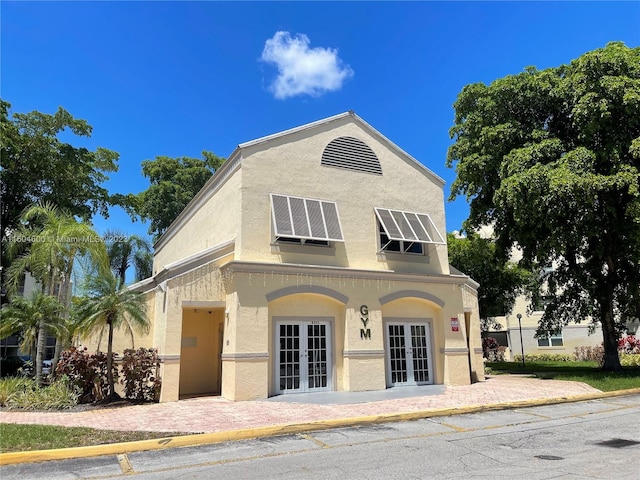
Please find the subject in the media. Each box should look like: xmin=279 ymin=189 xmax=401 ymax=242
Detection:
xmin=121 ymin=151 xmax=225 ymax=240
xmin=0 ymin=100 xmax=119 ymax=243
xmin=447 ymin=42 xmax=640 ymax=371
xmin=447 ymin=232 xmax=531 ymax=331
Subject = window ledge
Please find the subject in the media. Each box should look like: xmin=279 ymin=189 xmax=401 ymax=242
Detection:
xmin=271 ymin=242 xmax=335 ymax=255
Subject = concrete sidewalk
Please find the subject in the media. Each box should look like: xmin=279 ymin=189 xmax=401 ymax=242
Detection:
xmin=0 ymin=376 xmax=601 ymax=434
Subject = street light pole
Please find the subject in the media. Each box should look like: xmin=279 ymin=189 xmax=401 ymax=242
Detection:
xmin=517 ymin=313 xmax=525 ymax=367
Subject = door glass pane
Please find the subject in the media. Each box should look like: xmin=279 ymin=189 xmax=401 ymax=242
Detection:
xmin=411 ymin=325 xmax=430 ymax=383
xmin=307 ymin=323 xmax=328 ymax=389
xmin=279 ymin=323 xmax=300 ymax=392
xmin=388 ymin=324 xmax=408 ymax=384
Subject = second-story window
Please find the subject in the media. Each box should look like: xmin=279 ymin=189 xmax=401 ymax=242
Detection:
xmin=379 ymin=223 xmax=423 ymax=254
xmin=271 ymin=193 xmax=344 ymax=245
xmin=375 ymin=207 xmax=445 ymax=255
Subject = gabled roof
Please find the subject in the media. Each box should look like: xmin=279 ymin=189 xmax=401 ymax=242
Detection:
xmin=155 ymin=111 xmax=445 ymax=252
xmin=235 ymin=111 xmax=444 ymax=185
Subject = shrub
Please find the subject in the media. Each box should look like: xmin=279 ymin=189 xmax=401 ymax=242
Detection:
xmin=90 ymin=351 xmax=119 ymax=402
xmin=575 ymin=345 xmax=604 ymax=364
xmin=482 ymin=337 xmax=499 ymax=358
xmin=120 ymin=348 xmax=161 ymax=402
xmin=620 ymin=353 xmax=640 ymax=367
xmin=618 ymin=335 xmax=640 ymax=354
xmin=56 ymin=347 xmax=118 ymax=403
xmin=513 ymin=353 xmax=577 ymax=362
xmin=0 ymin=377 xmax=79 ymax=410
xmin=56 ymin=347 xmax=96 ymax=403
xmin=0 ymin=377 xmax=32 ymax=406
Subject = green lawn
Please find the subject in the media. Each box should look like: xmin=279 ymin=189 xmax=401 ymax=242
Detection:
xmin=0 ymin=423 xmax=185 ymax=453
xmin=486 ymin=361 xmax=640 ymax=391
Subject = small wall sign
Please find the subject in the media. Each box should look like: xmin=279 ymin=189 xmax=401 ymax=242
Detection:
xmin=360 ymin=305 xmax=371 ymax=340
xmin=451 ymin=317 xmax=460 ymax=332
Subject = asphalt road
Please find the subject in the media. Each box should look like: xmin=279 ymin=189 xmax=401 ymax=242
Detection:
xmin=2 ymin=394 xmax=639 ymax=480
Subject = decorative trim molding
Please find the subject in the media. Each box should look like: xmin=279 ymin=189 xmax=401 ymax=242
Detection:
xmin=182 ymin=301 xmax=226 ymax=308
xmin=266 ymin=285 xmax=349 ymax=304
xmin=127 ymin=241 xmax=235 ymax=294
xmin=343 ymin=350 xmax=385 ymax=358
xmin=158 ymin=354 xmax=180 ymax=363
xmin=440 ymin=347 xmax=469 ymax=355
xmin=221 ymin=352 xmax=269 ymax=361
xmin=474 ymin=348 xmax=484 ymax=354
xmin=379 ymin=290 xmax=445 ymax=308
xmin=225 ymin=261 xmax=470 ymax=287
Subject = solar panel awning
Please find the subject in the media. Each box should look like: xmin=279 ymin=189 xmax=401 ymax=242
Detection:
xmin=271 ymin=194 xmax=344 ymax=242
xmin=375 ymin=208 xmax=445 ymax=245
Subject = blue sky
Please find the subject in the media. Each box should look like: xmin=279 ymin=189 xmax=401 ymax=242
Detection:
xmin=3 ymin=1 xmax=639 ymax=244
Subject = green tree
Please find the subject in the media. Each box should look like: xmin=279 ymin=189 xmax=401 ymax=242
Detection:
xmin=5 ymin=202 xmax=108 ymax=384
xmin=447 ymin=42 xmax=640 ymax=371
xmin=0 ymin=100 xmax=119 ymax=246
xmin=122 ymin=151 xmax=225 ymax=240
xmin=0 ymin=292 xmax=65 ymax=363
xmin=103 ymin=230 xmax=153 ymax=289
xmin=447 ymin=232 xmax=531 ymax=331
xmin=77 ymin=270 xmax=149 ymax=401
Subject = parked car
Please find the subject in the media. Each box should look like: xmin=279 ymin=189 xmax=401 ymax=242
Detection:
xmin=0 ymin=356 xmax=53 ymax=377
xmin=0 ymin=355 xmax=30 ymax=377
xmin=43 ymin=360 xmax=52 ymax=375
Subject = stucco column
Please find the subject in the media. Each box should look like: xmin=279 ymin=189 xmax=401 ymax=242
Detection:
xmin=221 ymin=289 xmax=270 ymax=400
xmin=442 ymin=308 xmax=472 ymax=386
xmin=158 ymin=284 xmax=183 ymax=402
xmin=342 ymin=302 xmax=386 ymax=392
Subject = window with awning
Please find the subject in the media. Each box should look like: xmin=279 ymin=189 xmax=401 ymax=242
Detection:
xmin=375 ymin=207 xmax=444 ymax=254
xmin=271 ymin=194 xmax=344 ymax=243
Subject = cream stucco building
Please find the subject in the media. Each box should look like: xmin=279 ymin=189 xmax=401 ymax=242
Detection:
xmin=106 ymin=112 xmax=484 ymax=402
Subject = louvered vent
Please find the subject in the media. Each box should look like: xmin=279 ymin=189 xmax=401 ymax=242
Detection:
xmin=321 ymin=136 xmax=382 ymax=175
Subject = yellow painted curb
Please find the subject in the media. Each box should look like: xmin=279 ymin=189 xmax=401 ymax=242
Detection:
xmin=2 ymin=387 xmax=639 ymax=466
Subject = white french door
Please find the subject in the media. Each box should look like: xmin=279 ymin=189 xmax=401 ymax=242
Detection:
xmin=386 ymin=322 xmax=433 ymax=387
xmin=276 ymin=320 xmax=332 ymax=393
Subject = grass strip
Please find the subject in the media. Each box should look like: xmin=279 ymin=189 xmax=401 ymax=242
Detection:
xmin=486 ymin=361 xmax=640 ymax=391
xmin=0 ymin=423 xmax=185 ymax=453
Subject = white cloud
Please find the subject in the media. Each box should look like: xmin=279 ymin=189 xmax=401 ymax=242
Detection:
xmin=261 ymin=31 xmax=354 ymax=99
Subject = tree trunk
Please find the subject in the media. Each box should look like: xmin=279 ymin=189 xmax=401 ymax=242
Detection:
xmin=52 ymin=266 xmax=73 ymax=377
xmin=35 ymin=322 xmax=46 ymax=386
xmin=600 ymin=291 xmax=622 ymax=372
xmin=52 ymin=338 xmax=63 ymax=378
xmin=106 ymin=318 xmax=117 ymax=401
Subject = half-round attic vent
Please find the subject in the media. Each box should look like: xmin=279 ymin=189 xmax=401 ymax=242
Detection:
xmin=321 ymin=136 xmax=382 ymax=175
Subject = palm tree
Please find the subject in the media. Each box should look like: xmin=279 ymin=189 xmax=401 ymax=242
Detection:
xmin=0 ymin=292 xmax=65 ymax=366
xmin=77 ymin=270 xmax=149 ymax=401
xmin=5 ymin=202 xmax=108 ymax=385
xmin=104 ymin=229 xmax=152 ymax=289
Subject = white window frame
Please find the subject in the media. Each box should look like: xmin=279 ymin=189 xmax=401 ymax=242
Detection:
xmin=537 ymin=333 xmax=564 ymax=347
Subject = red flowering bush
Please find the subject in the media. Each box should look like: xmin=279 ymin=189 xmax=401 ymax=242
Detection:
xmin=618 ymin=335 xmax=640 ymax=354
xmin=482 ymin=337 xmax=505 ymax=361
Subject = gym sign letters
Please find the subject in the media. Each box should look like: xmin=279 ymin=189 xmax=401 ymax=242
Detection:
xmin=360 ymin=305 xmax=371 ymax=340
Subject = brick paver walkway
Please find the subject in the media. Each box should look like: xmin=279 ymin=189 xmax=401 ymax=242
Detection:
xmin=0 ymin=376 xmax=600 ymax=434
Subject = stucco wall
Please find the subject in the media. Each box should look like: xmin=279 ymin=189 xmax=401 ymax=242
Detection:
xmin=153 ymin=167 xmax=242 ymax=272
xmin=217 ymin=268 xmax=473 ymax=399
xmin=237 ymin=117 xmax=449 ymax=275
